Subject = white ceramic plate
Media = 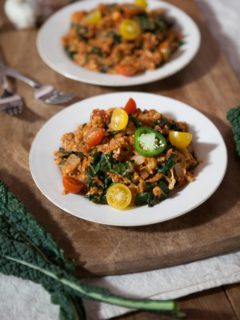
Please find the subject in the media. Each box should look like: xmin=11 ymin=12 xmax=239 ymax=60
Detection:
xmin=37 ymin=0 xmax=201 ymax=87
xmin=29 ymin=92 xmax=227 ymax=226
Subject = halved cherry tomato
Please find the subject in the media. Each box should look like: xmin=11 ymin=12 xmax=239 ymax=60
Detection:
xmin=115 ymin=64 xmax=138 ymax=76
xmin=86 ymin=10 xmax=102 ymax=24
xmin=124 ymin=98 xmax=137 ymax=114
xmin=134 ymin=0 xmax=148 ymax=10
xmin=84 ymin=128 xmax=105 ymax=148
xmin=110 ymin=108 xmax=129 ymax=131
xmin=106 ymin=183 xmax=132 ymax=209
xmin=169 ymin=131 xmax=192 ymax=149
xmin=119 ymin=19 xmax=141 ymax=41
xmin=63 ymin=176 xmax=85 ymax=194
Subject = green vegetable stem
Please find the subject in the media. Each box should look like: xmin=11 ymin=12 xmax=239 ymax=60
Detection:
xmin=0 ymin=181 xmax=185 ymax=320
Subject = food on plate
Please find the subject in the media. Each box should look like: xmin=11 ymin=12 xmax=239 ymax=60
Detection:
xmin=62 ymin=1 xmax=183 ymax=76
xmin=54 ymin=98 xmax=198 ymax=210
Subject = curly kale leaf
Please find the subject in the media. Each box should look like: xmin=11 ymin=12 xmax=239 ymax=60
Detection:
xmin=227 ymin=106 xmax=240 ymax=156
xmin=0 ymin=181 xmax=74 ymax=272
xmin=0 ymin=181 xmax=183 ymax=319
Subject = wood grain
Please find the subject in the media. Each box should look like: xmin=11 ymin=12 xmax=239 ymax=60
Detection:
xmin=0 ymin=0 xmax=239 ymax=278
xmin=225 ymin=285 xmax=240 ymax=319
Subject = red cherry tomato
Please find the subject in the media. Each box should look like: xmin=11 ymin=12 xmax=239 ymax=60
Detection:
xmin=63 ymin=176 xmax=85 ymax=194
xmin=84 ymin=128 xmax=105 ymax=147
xmin=124 ymin=98 xmax=137 ymax=114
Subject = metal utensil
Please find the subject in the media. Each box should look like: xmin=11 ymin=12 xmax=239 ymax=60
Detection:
xmin=5 ymin=67 xmax=76 ymax=105
xmin=0 ymin=49 xmax=23 ymax=116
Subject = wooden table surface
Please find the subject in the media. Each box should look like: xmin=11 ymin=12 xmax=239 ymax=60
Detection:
xmin=1 ymin=0 xmax=240 ymax=319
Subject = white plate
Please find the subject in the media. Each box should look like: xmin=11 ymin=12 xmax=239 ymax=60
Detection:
xmin=37 ymin=0 xmax=201 ymax=87
xmin=29 ymin=92 xmax=227 ymax=227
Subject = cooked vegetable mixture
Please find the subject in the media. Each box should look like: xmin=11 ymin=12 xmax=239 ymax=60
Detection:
xmin=54 ymin=98 xmax=198 ymax=209
xmin=62 ymin=1 xmax=183 ymax=76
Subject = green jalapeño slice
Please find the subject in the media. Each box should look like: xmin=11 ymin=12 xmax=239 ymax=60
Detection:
xmin=134 ymin=127 xmax=167 ymax=157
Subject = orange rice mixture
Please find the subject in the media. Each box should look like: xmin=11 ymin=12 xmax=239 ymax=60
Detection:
xmin=62 ymin=2 xmax=182 ymax=76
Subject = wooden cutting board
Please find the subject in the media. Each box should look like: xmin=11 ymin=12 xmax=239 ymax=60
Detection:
xmin=0 ymin=0 xmax=239 ymax=277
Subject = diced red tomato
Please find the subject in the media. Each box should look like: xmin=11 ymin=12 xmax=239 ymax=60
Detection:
xmin=63 ymin=176 xmax=85 ymax=194
xmin=124 ymin=98 xmax=137 ymax=114
xmin=84 ymin=128 xmax=105 ymax=147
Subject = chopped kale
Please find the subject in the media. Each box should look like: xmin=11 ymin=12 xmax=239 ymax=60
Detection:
xmin=86 ymin=194 xmax=107 ymax=204
xmin=64 ymin=46 xmax=77 ymax=59
xmin=72 ymin=24 xmax=89 ymax=41
xmin=90 ymin=46 xmax=103 ymax=56
xmin=108 ymin=31 xmax=122 ymax=44
xmin=168 ymin=121 xmax=183 ymax=131
xmin=134 ymin=192 xmax=149 ymax=206
xmin=129 ymin=115 xmax=143 ymax=128
xmin=155 ymin=117 xmax=169 ymax=127
xmin=155 ymin=16 xmax=166 ymax=32
xmin=108 ymin=130 xmax=122 ymax=137
xmin=86 ymin=152 xmax=134 ymax=204
xmin=157 ymin=154 xmax=176 ymax=175
xmin=88 ymin=152 xmax=134 ymax=178
xmin=155 ymin=118 xmax=183 ymax=131
xmin=134 ymin=181 xmax=169 ymax=207
xmin=136 ymin=13 xmax=155 ymax=31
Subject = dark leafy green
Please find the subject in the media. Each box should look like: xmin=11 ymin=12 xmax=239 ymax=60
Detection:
xmin=108 ymin=31 xmax=122 ymax=44
xmin=155 ymin=118 xmax=183 ymax=131
xmin=134 ymin=180 xmax=169 ymax=207
xmin=90 ymin=46 xmax=103 ymax=56
xmin=129 ymin=114 xmax=143 ymax=128
xmin=136 ymin=13 xmax=155 ymax=31
xmin=0 ymin=181 xmax=185 ymax=319
xmin=86 ymin=152 xmax=134 ymax=204
xmin=227 ymin=106 xmax=240 ymax=156
xmin=64 ymin=46 xmax=77 ymax=59
xmin=157 ymin=154 xmax=176 ymax=175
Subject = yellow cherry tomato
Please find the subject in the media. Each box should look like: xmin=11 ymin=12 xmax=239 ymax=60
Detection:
xmin=134 ymin=0 xmax=148 ymax=10
xmin=110 ymin=108 xmax=129 ymax=131
xmin=106 ymin=183 xmax=132 ymax=210
xmin=169 ymin=131 xmax=192 ymax=149
xmin=119 ymin=19 xmax=141 ymax=41
xmin=86 ymin=10 xmax=102 ymax=24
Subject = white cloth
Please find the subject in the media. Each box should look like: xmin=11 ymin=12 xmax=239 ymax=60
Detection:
xmin=1 ymin=251 xmax=240 ymax=320
xmin=196 ymin=0 xmax=240 ymax=80
xmin=1 ymin=1 xmax=240 ymax=319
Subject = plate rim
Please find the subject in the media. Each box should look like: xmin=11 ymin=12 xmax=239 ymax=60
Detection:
xmin=29 ymin=92 xmax=228 ymax=227
xmin=36 ymin=0 xmax=201 ymax=87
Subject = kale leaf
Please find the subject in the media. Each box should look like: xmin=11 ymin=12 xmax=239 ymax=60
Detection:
xmin=86 ymin=152 xmax=134 ymax=204
xmin=157 ymin=154 xmax=176 ymax=175
xmin=134 ymin=180 xmax=169 ymax=207
xmin=0 ymin=181 xmax=184 ymax=319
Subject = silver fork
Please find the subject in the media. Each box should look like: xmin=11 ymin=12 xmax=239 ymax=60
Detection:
xmin=0 ymin=50 xmax=23 ymax=116
xmin=0 ymin=81 xmax=24 ymax=116
xmin=5 ymin=67 xmax=76 ymax=105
